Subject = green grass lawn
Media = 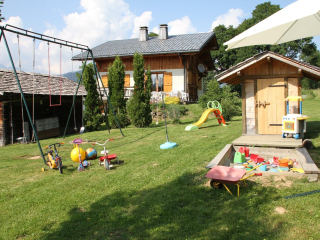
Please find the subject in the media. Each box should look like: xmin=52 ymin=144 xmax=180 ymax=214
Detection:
xmin=0 ymin=96 xmax=320 ymax=240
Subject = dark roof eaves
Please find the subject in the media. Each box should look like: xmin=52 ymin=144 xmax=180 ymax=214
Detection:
xmin=216 ymin=51 xmax=320 ymax=81
xmin=72 ymin=49 xmax=201 ymax=61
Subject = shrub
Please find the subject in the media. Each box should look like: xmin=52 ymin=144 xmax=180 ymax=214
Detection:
xmin=166 ymin=104 xmax=181 ymax=124
xmin=164 ymin=96 xmax=180 ymax=105
xmin=302 ymin=89 xmax=317 ymax=99
xmin=198 ymin=79 xmax=241 ymax=121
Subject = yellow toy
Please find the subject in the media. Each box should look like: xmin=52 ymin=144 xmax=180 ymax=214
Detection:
xmin=70 ymin=145 xmax=86 ymax=162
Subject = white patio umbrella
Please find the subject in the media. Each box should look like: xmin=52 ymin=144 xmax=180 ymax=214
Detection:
xmin=224 ymin=0 xmax=320 ymax=50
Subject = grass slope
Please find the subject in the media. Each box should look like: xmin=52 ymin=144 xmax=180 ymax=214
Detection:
xmin=0 ymin=97 xmax=319 ymax=240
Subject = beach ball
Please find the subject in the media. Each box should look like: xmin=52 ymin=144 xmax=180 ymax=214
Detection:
xmin=85 ymin=148 xmax=97 ymax=160
xmin=70 ymin=146 xmax=86 ymax=162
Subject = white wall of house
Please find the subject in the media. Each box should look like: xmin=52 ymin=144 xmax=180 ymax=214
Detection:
xmin=99 ymin=69 xmax=186 ymax=92
xmin=170 ymin=69 xmax=184 ymax=92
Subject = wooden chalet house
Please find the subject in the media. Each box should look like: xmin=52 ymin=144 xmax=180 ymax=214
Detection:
xmin=0 ymin=69 xmax=86 ymax=146
xmin=73 ymin=24 xmax=219 ymax=101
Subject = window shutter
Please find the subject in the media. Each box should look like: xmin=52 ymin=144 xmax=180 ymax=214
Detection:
xmin=163 ymin=72 xmax=172 ymax=92
xmin=124 ymin=74 xmax=130 ymax=87
xmin=102 ymin=74 xmax=108 ymax=87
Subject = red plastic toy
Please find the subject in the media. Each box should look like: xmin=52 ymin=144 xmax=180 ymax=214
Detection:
xmin=239 ymin=147 xmax=249 ymax=157
xmin=93 ymin=139 xmax=120 ymax=170
xmin=250 ymin=154 xmax=264 ymax=164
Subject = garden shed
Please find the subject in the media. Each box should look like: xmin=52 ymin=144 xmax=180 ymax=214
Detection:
xmin=0 ymin=69 xmax=87 ymax=146
xmin=216 ymin=51 xmax=320 ymax=136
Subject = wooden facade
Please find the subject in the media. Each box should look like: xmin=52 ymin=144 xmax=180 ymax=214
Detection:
xmin=216 ymin=51 xmax=320 ymax=135
xmin=0 ymin=93 xmax=83 ymax=146
xmin=96 ymin=53 xmax=209 ymax=101
xmin=82 ymin=29 xmax=219 ymax=101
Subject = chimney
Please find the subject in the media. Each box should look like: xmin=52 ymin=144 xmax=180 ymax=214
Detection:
xmin=158 ymin=24 xmax=168 ymax=40
xmin=139 ymin=26 xmax=149 ymax=41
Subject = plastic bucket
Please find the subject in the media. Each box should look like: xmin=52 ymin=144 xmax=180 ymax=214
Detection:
xmin=279 ymin=159 xmax=289 ymax=167
xmin=259 ymin=164 xmax=267 ymax=171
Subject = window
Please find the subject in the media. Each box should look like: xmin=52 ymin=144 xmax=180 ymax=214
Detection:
xmin=151 ymin=73 xmax=164 ymax=92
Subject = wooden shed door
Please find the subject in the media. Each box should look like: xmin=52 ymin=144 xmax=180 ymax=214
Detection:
xmin=257 ymin=78 xmax=285 ymax=134
xmin=163 ymin=72 xmax=172 ymax=93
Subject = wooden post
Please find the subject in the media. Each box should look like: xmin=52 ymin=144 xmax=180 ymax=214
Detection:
xmin=241 ymin=79 xmax=246 ymax=135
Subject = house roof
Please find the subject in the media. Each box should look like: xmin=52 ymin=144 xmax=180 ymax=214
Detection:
xmin=216 ymin=51 xmax=320 ymax=85
xmin=72 ymin=32 xmax=218 ymax=60
xmin=0 ymin=69 xmax=87 ymax=96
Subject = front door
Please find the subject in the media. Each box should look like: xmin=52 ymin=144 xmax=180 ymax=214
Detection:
xmin=257 ymin=78 xmax=285 ymax=134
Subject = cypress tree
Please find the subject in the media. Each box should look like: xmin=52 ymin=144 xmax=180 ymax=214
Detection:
xmin=108 ymin=56 xmax=129 ymax=128
xmin=82 ymin=63 xmax=103 ymax=131
xmin=127 ymin=53 xmax=152 ymax=127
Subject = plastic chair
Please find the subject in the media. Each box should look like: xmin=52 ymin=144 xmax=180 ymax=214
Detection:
xmin=178 ymin=90 xmax=189 ymax=102
xmin=169 ymin=89 xmax=179 ymax=97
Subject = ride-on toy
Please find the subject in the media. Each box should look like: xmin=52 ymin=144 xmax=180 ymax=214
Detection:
xmin=44 ymin=143 xmax=64 ymax=173
xmin=72 ymin=138 xmax=91 ymax=172
xmin=93 ymin=139 xmax=119 ymax=170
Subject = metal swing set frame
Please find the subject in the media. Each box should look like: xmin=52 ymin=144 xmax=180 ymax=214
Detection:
xmin=0 ymin=24 xmax=124 ymax=166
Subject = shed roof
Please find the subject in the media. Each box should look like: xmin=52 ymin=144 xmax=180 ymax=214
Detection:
xmin=0 ymin=69 xmax=87 ymax=96
xmin=73 ymin=32 xmax=218 ymax=60
xmin=216 ymin=51 xmax=320 ymax=85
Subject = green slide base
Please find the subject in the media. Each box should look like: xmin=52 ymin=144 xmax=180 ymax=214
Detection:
xmin=185 ymin=124 xmax=198 ymax=131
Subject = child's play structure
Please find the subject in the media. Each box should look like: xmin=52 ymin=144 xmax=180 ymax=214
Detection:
xmin=185 ymin=100 xmax=226 ymax=131
xmin=0 ymin=24 xmax=124 ymax=166
xmin=282 ymin=96 xmax=309 ymax=139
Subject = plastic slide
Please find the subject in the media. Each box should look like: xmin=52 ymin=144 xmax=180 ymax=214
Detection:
xmin=185 ymin=108 xmax=226 ymax=131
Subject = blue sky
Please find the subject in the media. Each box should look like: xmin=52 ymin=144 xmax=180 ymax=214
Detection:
xmin=1 ymin=0 xmax=320 ymax=74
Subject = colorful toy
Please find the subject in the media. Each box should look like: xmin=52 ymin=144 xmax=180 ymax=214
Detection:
xmin=43 ymin=142 xmax=64 ymax=173
xmin=185 ymin=100 xmax=226 ymax=131
xmin=250 ymin=154 xmax=264 ymax=164
xmin=93 ymin=139 xmax=120 ymax=170
xmin=206 ymin=165 xmax=262 ymax=196
xmin=239 ymin=147 xmax=249 ymax=157
xmin=70 ymin=146 xmax=85 ymax=162
xmin=234 ymin=152 xmax=246 ymax=163
xmin=85 ymin=148 xmax=97 ymax=160
xmin=282 ymin=96 xmax=309 ymax=139
xmin=72 ymin=138 xmax=91 ymax=171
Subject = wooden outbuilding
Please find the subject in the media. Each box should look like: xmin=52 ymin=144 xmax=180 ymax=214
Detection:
xmin=216 ymin=51 xmax=320 ymax=135
xmin=0 ymin=69 xmax=86 ymax=146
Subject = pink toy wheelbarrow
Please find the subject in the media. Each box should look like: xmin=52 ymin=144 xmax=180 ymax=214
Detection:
xmin=206 ymin=165 xmax=262 ymax=196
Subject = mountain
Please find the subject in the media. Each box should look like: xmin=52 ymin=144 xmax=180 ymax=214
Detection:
xmin=0 ymin=64 xmax=12 ymax=70
xmin=62 ymin=71 xmax=80 ymax=82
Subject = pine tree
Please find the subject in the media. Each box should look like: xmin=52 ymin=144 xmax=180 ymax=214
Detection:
xmin=107 ymin=56 xmax=129 ymax=128
xmin=127 ymin=53 xmax=152 ymax=127
xmin=82 ymin=63 xmax=103 ymax=131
